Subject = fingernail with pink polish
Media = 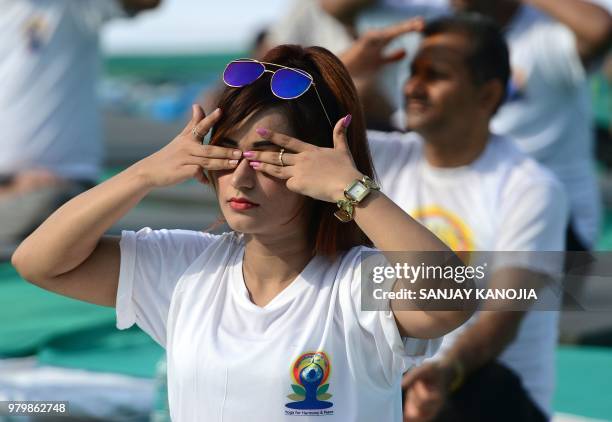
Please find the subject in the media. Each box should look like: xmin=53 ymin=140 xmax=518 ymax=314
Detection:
xmin=342 ymin=114 xmax=352 ymax=128
xmin=249 ymin=161 xmax=261 ymax=168
xmin=243 ymin=151 xmax=255 ymax=158
xmin=256 ymin=128 xmax=269 ymax=137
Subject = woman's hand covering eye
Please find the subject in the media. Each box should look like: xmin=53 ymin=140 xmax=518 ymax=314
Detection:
xmin=133 ymin=105 xmax=242 ymax=188
xmin=245 ymin=115 xmax=364 ymax=203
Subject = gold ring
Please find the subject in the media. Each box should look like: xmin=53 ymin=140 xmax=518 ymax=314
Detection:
xmin=278 ymin=148 xmax=285 ymax=167
xmin=192 ymin=126 xmax=204 ymax=140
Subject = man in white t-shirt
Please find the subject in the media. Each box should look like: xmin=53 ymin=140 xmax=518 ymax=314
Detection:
xmin=0 ymin=0 xmax=161 ymax=245
xmin=449 ymin=0 xmax=612 ymax=251
xmin=349 ymin=14 xmax=568 ymax=421
xmin=266 ymin=0 xmax=449 ymax=130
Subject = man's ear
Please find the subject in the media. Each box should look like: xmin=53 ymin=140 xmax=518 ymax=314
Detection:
xmin=479 ymin=79 xmax=505 ymax=116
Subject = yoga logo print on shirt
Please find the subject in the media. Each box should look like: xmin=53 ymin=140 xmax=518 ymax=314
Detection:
xmin=411 ymin=206 xmax=475 ymax=260
xmin=285 ymin=351 xmax=334 ymax=416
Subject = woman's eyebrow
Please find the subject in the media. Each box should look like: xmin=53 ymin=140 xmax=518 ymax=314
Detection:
xmin=216 ymin=137 xmax=238 ymax=147
xmin=251 ymin=140 xmax=278 ymax=149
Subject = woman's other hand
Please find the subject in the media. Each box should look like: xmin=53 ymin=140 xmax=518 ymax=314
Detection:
xmin=134 ymin=105 xmax=242 ymax=188
xmin=245 ymin=114 xmax=363 ymax=203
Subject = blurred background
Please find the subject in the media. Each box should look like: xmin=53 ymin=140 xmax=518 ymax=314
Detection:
xmin=0 ymin=0 xmax=611 ymax=421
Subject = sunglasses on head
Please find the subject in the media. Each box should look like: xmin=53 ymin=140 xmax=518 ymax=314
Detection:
xmin=222 ymin=58 xmax=333 ymax=127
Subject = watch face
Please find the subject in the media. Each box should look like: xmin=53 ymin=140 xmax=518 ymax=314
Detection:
xmin=346 ymin=182 xmax=368 ymax=202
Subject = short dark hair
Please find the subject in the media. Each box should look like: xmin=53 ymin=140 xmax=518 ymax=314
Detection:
xmin=423 ymin=13 xmax=511 ymax=111
xmin=210 ymin=45 xmax=375 ymax=258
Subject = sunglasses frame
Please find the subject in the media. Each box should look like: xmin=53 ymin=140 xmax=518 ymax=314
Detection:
xmin=223 ymin=58 xmax=333 ymax=127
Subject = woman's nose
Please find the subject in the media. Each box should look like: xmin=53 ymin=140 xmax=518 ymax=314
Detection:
xmin=230 ymin=158 xmax=255 ymax=190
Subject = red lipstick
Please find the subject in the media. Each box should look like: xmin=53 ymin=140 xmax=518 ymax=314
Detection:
xmin=228 ymin=197 xmax=259 ymax=211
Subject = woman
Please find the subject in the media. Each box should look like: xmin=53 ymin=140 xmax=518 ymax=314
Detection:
xmin=12 ymin=45 xmax=471 ymax=421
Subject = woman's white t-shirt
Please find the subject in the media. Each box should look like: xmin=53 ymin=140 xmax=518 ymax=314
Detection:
xmin=116 ymin=228 xmax=440 ymax=421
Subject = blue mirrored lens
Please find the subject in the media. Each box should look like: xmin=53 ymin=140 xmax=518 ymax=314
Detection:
xmin=271 ymin=68 xmax=312 ymax=99
xmin=223 ymin=61 xmax=265 ymax=87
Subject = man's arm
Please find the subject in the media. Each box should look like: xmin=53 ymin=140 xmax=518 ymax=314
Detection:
xmin=401 ymin=268 xmax=541 ymax=422
xmin=524 ymin=0 xmax=612 ymax=65
xmin=340 ymin=18 xmax=425 ymax=128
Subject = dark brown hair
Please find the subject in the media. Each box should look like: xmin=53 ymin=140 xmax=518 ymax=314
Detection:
xmin=424 ymin=14 xmax=510 ymax=113
xmin=210 ymin=44 xmax=376 ymax=258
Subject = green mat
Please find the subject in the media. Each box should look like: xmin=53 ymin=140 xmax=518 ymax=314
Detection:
xmin=597 ymin=210 xmax=612 ymax=251
xmin=38 ymin=324 xmax=163 ymax=378
xmin=554 ymin=345 xmax=612 ymax=420
xmin=2 ymin=267 xmax=612 ymax=418
xmin=0 ymin=264 xmax=162 ymax=378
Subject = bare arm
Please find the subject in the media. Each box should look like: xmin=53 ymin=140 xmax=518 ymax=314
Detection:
xmin=11 ymin=107 xmax=236 ymax=307
xmin=524 ymin=0 xmax=612 ymax=64
xmin=353 ymin=191 xmax=473 ymax=339
xmin=248 ymin=117 xmax=474 ymax=339
xmin=440 ymin=266 xmax=552 ymax=373
xmin=340 ymin=19 xmax=425 ymax=128
xmin=11 ymin=167 xmax=151 ymax=307
xmin=401 ymin=267 xmax=549 ymax=421
xmin=400 ymin=309 xmax=526 ymax=421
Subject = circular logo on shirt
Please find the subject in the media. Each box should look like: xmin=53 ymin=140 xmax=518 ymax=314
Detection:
xmin=285 ymin=351 xmax=334 ymax=414
xmin=412 ymin=206 xmax=475 ymax=261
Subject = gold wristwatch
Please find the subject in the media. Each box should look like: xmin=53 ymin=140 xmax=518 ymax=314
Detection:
xmin=334 ymin=175 xmax=380 ymax=222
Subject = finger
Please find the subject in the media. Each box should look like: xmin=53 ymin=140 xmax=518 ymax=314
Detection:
xmin=411 ymin=382 xmax=442 ymax=417
xmin=194 ymin=157 xmax=240 ymax=171
xmin=182 ymin=104 xmax=206 ymax=136
xmin=255 ymin=128 xmax=315 ymax=153
xmin=192 ymin=107 xmax=222 ymax=141
xmin=382 ymin=49 xmax=407 ymax=64
xmin=190 ymin=144 xmax=242 ymax=160
xmin=404 ymin=391 xmax=427 ymax=422
xmin=380 ymin=17 xmax=425 ymax=43
xmin=242 ymin=150 xmax=297 ymax=166
xmin=333 ymin=114 xmax=351 ymax=151
xmin=249 ymin=161 xmax=293 ymax=179
xmin=402 ymin=365 xmax=428 ymax=390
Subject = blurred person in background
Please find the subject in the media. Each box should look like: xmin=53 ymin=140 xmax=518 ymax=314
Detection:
xmin=593 ymin=52 xmax=612 ymax=168
xmin=448 ymin=0 xmax=612 ymax=252
xmin=345 ymin=14 xmax=568 ymax=421
xmin=265 ymin=0 xmax=448 ymax=130
xmin=0 ymin=0 xmax=161 ymax=250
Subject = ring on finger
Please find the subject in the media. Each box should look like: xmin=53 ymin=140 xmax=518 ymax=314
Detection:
xmin=192 ymin=126 xmax=204 ymax=140
xmin=278 ymin=148 xmax=285 ymax=167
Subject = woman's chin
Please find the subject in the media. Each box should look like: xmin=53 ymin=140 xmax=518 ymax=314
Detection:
xmin=224 ymin=217 xmax=259 ymax=234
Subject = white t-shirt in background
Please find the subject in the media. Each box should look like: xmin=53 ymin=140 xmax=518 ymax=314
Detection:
xmin=492 ymin=5 xmax=601 ymax=247
xmin=368 ymin=130 xmax=569 ymax=416
xmin=0 ymin=0 xmax=125 ymax=180
xmin=266 ymin=0 xmax=354 ymax=55
xmin=116 ymin=228 xmax=440 ymax=421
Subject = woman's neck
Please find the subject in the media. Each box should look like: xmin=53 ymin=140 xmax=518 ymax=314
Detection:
xmin=241 ymin=229 xmax=312 ymax=306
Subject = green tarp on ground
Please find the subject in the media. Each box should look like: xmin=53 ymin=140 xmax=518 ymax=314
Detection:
xmin=2 ymin=229 xmax=612 ymax=417
xmin=37 ymin=324 xmax=163 ymax=378
xmin=554 ymin=345 xmax=612 ymax=420
xmin=0 ymin=263 xmax=162 ymax=378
